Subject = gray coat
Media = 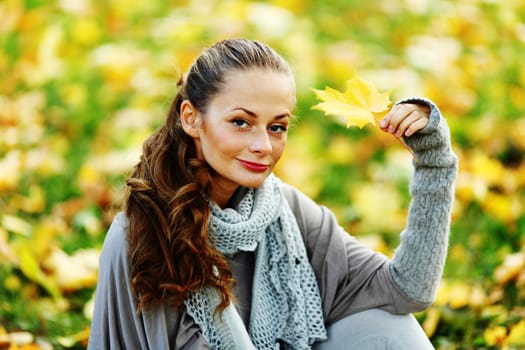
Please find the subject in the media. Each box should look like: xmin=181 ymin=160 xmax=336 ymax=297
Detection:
xmin=88 ymin=98 xmax=458 ymax=349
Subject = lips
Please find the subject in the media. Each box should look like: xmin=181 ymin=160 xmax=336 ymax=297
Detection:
xmin=238 ymin=160 xmax=270 ymax=172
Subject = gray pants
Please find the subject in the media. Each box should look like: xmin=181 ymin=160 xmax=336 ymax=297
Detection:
xmin=313 ymin=309 xmax=435 ymax=350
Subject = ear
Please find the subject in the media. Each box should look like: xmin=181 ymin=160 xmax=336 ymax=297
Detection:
xmin=180 ymin=100 xmax=200 ymax=138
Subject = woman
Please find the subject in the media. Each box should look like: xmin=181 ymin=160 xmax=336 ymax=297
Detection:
xmin=88 ymin=38 xmax=457 ymax=349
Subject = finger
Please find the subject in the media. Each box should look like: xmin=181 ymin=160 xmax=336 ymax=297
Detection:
xmin=394 ymin=111 xmax=422 ymax=137
xmin=379 ymin=108 xmax=394 ymax=130
xmin=404 ymin=117 xmax=429 ymax=137
xmin=381 ymin=103 xmax=430 ymax=135
xmin=380 ymin=104 xmax=406 ymax=131
xmin=382 ymin=104 xmax=415 ymax=133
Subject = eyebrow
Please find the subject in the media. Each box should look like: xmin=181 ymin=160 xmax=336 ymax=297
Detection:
xmin=232 ymin=107 xmax=291 ymax=119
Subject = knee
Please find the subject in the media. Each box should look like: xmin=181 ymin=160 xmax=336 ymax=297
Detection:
xmin=313 ymin=309 xmax=434 ymax=350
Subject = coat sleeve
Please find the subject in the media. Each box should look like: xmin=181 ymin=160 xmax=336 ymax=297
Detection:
xmin=281 ymin=99 xmax=458 ymax=326
xmin=87 ymin=212 xmax=211 ymax=350
xmin=390 ymin=97 xmax=458 ymax=304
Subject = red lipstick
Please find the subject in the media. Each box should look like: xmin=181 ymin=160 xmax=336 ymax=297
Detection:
xmin=239 ymin=160 xmax=269 ymax=172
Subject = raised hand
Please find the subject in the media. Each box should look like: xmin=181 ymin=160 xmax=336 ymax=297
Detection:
xmin=380 ymin=103 xmax=430 ymax=138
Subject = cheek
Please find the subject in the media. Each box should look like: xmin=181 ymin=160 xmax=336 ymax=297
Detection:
xmin=272 ymin=138 xmax=287 ymax=161
xmin=200 ymin=133 xmax=239 ymax=160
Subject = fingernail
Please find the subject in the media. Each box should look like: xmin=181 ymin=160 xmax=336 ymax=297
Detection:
xmin=388 ymin=125 xmax=394 ymax=133
xmin=380 ymin=119 xmax=386 ymax=128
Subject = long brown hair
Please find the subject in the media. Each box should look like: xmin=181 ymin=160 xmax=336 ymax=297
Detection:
xmin=125 ymin=39 xmax=293 ymax=312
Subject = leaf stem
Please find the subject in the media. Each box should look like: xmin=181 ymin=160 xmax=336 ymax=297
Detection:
xmin=394 ymin=136 xmax=417 ymax=160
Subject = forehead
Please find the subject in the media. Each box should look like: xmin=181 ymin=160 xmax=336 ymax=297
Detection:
xmin=211 ymin=68 xmax=296 ymax=109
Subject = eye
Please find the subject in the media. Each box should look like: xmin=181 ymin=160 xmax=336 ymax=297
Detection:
xmin=269 ymin=124 xmax=288 ymax=134
xmin=232 ymin=118 xmax=249 ymax=129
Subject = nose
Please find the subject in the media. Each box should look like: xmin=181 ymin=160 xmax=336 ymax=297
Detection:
xmin=249 ymin=130 xmax=272 ymax=155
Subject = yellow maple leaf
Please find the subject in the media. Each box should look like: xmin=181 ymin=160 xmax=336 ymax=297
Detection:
xmin=312 ymin=73 xmax=391 ymax=128
xmin=506 ymin=319 xmax=525 ymax=345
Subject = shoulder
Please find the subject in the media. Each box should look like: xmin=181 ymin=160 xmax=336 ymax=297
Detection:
xmin=279 ymin=182 xmax=320 ymax=215
xmin=99 ymin=212 xmax=130 ymax=265
xmin=278 ymin=181 xmax=331 ymax=236
xmin=281 ymin=182 xmax=321 ymax=217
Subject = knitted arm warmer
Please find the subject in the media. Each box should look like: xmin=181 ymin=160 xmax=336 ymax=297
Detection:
xmin=390 ymin=97 xmax=458 ymax=304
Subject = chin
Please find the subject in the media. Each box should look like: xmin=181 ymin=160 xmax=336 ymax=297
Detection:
xmin=238 ymin=173 xmax=270 ymax=189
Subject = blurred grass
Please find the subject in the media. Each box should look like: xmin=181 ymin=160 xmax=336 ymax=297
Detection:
xmin=1 ymin=0 xmax=524 ymax=348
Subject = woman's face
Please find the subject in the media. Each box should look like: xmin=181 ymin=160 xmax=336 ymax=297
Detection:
xmin=181 ymin=68 xmax=295 ymax=206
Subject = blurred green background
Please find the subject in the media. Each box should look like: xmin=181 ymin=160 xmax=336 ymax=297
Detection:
xmin=1 ymin=0 xmax=524 ymax=348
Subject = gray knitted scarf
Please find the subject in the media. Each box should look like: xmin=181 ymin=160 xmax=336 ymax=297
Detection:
xmin=184 ymin=174 xmax=327 ymax=349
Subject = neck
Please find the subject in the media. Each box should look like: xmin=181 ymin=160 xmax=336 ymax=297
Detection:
xmin=208 ymin=182 xmax=239 ymax=208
